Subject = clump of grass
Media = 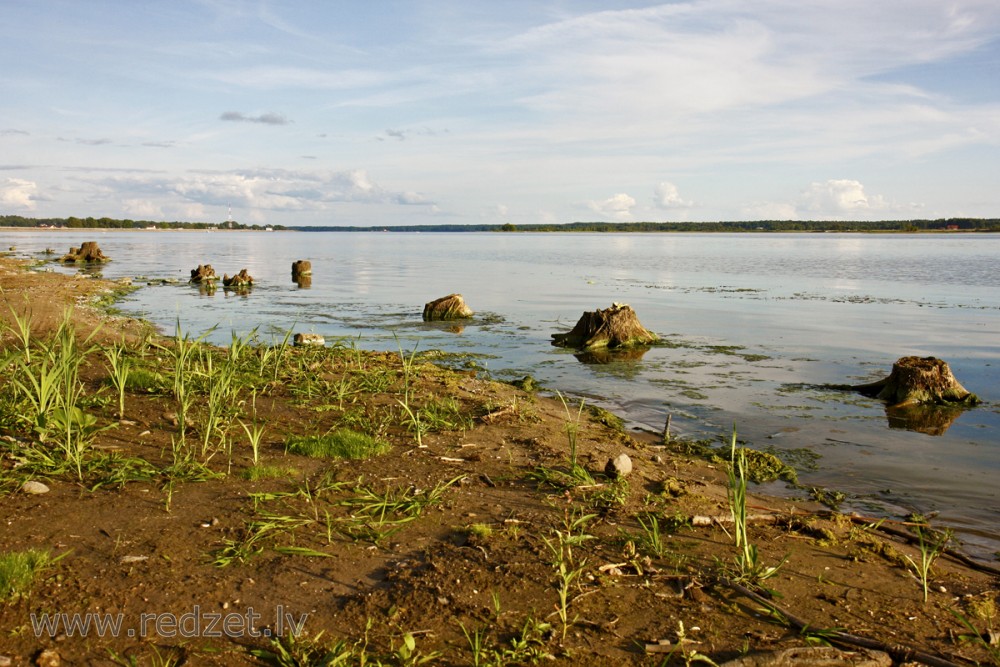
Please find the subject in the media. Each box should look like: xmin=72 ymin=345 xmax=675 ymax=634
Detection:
xmin=906 ymin=524 xmax=951 ymax=604
xmin=465 ymin=523 xmax=493 ymax=539
xmin=726 ymin=425 xmax=787 ymax=585
xmin=0 ymin=549 xmax=53 ymax=599
xmin=285 ymin=429 xmax=390 ymax=459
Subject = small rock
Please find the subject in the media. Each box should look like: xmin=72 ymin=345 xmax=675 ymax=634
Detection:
xmin=36 ymin=649 xmax=61 ymax=667
xmin=293 ymin=333 xmax=325 ymax=346
xmin=22 ymin=480 xmax=50 ymax=495
xmin=605 ymin=453 xmax=633 ymax=479
xmin=119 ymin=555 xmax=149 ymax=564
xmin=0 ymin=655 xmax=13 ymax=667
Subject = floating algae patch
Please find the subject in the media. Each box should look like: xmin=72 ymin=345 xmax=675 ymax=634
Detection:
xmin=762 ymin=445 xmax=821 ymax=473
xmin=700 ymin=345 xmax=771 ymax=362
xmin=679 ymin=389 xmax=709 ymax=401
xmin=670 ymin=360 xmax=709 ymax=369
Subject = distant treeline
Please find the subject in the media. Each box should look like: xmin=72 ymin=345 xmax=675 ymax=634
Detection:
xmin=0 ymin=215 xmax=284 ymax=231
xmin=295 ymin=218 xmax=1000 ymax=232
xmin=3 ymin=215 xmax=998 ymax=233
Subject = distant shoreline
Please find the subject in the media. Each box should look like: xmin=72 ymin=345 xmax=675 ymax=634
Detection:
xmin=2 ymin=226 xmax=997 ymax=234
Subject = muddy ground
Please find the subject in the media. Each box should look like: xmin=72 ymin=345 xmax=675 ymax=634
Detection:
xmin=1 ymin=255 xmax=998 ymax=666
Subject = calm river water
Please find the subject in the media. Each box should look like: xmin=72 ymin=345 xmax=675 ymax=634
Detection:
xmin=7 ymin=230 xmax=1000 ymax=556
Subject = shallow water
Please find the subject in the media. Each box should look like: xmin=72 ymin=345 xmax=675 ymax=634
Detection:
xmin=6 ymin=229 xmax=999 ymax=556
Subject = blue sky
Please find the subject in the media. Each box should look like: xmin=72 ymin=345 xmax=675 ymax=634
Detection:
xmin=2 ymin=0 xmax=999 ymax=226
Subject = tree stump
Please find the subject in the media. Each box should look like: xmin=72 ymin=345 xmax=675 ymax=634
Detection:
xmin=223 ymin=269 xmax=254 ymax=288
xmin=423 ymin=294 xmax=474 ymax=321
xmin=551 ymin=303 xmax=658 ymax=350
xmin=189 ymin=264 xmax=218 ymax=283
xmin=853 ymin=356 xmax=979 ymax=408
xmin=291 ymin=260 xmax=312 ymax=279
xmin=61 ymin=241 xmax=109 ymax=263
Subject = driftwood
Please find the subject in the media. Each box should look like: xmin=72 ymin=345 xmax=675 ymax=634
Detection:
xmin=551 ymin=303 xmax=658 ymax=350
xmin=720 ymin=578 xmax=963 ymax=667
xmin=853 ymin=356 xmax=978 ymax=407
xmin=61 ymin=241 xmax=109 ymax=263
xmin=423 ymin=294 xmax=473 ymax=321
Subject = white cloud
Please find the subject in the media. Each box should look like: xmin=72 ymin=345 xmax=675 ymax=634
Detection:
xmin=740 ymin=179 xmax=922 ymax=220
xmin=121 ymin=199 xmax=161 ymax=218
xmin=0 ymin=178 xmax=38 ymax=210
xmin=80 ymin=168 xmax=436 ymax=215
xmin=653 ymin=181 xmax=692 ymax=209
xmin=799 ymin=179 xmax=887 ymax=217
xmin=587 ymin=193 xmax=635 ymax=221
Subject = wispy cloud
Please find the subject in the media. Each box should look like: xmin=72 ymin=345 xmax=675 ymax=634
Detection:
xmin=219 ymin=111 xmax=291 ymax=125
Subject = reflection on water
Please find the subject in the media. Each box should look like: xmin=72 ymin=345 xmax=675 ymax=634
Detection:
xmin=885 ymin=404 xmax=965 ymax=436
xmin=573 ymin=346 xmax=651 ymax=364
xmin=6 ymin=230 xmax=1000 ymax=556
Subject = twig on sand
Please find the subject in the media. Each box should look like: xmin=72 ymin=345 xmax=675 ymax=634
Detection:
xmin=719 ymin=577 xmax=963 ymax=667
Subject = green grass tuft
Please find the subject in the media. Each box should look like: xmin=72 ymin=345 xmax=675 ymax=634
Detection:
xmin=285 ymin=429 xmax=390 ymax=459
xmin=0 ymin=549 xmax=52 ymax=599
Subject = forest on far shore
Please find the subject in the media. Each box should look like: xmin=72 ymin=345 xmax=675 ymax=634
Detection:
xmin=2 ymin=214 xmax=998 ymax=233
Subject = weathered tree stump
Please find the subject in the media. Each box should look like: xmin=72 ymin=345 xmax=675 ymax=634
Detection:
xmin=61 ymin=241 xmax=109 ymax=263
xmin=189 ymin=264 xmax=218 ymax=283
xmin=552 ymin=303 xmax=658 ymax=350
xmin=223 ymin=269 xmax=254 ymax=288
xmin=423 ymin=294 xmax=474 ymax=321
xmin=853 ymin=356 xmax=979 ymax=408
xmin=291 ymin=260 xmax=312 ymax=279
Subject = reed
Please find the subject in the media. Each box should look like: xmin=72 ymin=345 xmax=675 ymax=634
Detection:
xmin=103 ymin=342 xmax=132 ymax=420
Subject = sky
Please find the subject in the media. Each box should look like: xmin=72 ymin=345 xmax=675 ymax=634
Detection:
xmin=2 ymin=0 xmax=999 ymax=227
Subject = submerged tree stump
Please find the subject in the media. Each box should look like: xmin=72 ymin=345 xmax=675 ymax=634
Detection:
xmin=551 ymin=303 xmax=658 ymax=350
xmin=291 ymin=260 xmax=312 ymax=279
xmin=423 ymin=294 xmax=474 ymax=321
xmin=223 ymin=269 xmax=254 ymax=288
xmin=853 ymin=356 xmax=979 ymax=408
xmin=61 ymin=241 xmax=109 ymax=263
xmin=189 ymin=264 xmax=218 ymax=283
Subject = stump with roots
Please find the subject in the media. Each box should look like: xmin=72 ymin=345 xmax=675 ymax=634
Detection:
xmin=223 ymin=268 xmax=254 ymax=288
xmin=423 ymin=294 xmax=474 ymax=321
xmin=61 ymin=241 xmax=109 ymax=263
xmin=189 ymin=264 xmax=218 ymax=283
xmin=551 ymin=303 xmax=659 ymax=350
xmin=853 ymin=356 xmax=979 ymax=408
